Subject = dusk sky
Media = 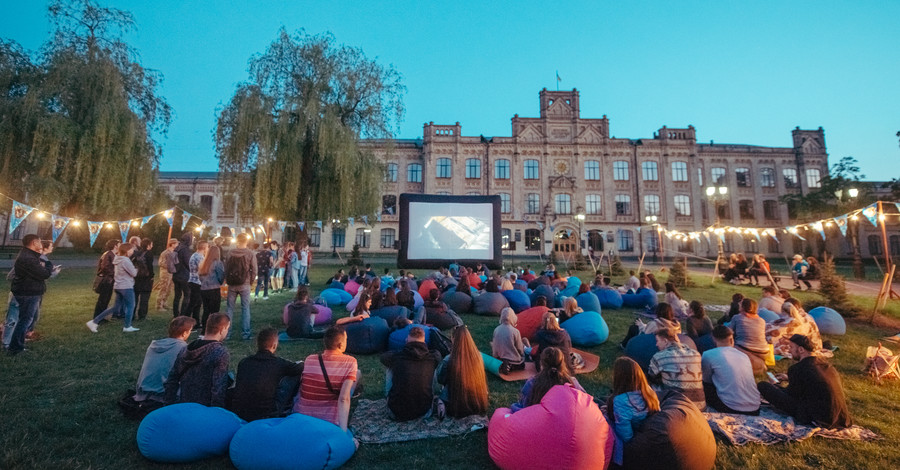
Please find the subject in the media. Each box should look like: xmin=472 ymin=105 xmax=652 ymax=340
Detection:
xmin=3 ymin=1 xmax=898 ymax=179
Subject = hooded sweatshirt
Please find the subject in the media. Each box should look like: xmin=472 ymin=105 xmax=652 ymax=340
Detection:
xmin=134 ymin=337 xmax=188 ymax=402
xmin=173 ymin=233 xmax=193 ymax=282
xmin=380 ymin=341 xmax=441 ymax=421
xmin=113 ymin=255 xmax=138 ymax=290
xmin=164 ymin=339 xmax=230 ymax=407
xmin=492 ymin=310 xmax=526 ymax=364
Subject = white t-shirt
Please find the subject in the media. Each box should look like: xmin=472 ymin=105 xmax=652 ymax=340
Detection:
xmin=300 ymin=249 xmax=309 ymax=267
xmin=701 ymin=346 xmax=761 ymax=412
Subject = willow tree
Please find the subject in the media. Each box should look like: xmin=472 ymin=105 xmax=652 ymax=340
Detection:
xmin=0 ymin=0 xmax=171 ymax=217
xmin=216 ymin=29 xmax=404 ymax=222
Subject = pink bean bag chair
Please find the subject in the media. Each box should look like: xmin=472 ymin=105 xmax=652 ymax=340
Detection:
xmin=488 ymin=385 xmax=614 ymax=470
xmin=282 ymin=303 xmax=333 ymax=326
xmin=344 ymin=279 xmax=361 ymax=296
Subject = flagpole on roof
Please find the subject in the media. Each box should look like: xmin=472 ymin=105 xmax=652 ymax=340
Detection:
xmin=556 ymin=70 xmax=560 ymax=91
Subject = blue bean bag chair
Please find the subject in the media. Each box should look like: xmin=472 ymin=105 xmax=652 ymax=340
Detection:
xmin=229 ymin=414 xmax=355 ymax=470
xmin=514 ymin=279 xmax=529 ymax=291
xmin=560 ymin=311 xmax=609 ymax=346
xmin=758 ymin=308 xmax=780 ymax=323
xmin=344 ymin=316 xmax=390 ymax=354
xmin=445 ymin=291 xmax=473 ymax=314
xmin=694 ymin=333 xmax=716 ymax=354
xmin=559 ymin=284 xmax=579 ymax=299
xmin=566 ymin=276 xmax=582 ymax=289
xmin=388 ymin=324 xmax=438 ymax=351
xmin=137 ymin=403 xmax=244 ymax=463
xmin=473 ymin=292 xmax=511 ymax=316
xmin=808 ymin=307 xmax=846 ymax=335
xmin=370 ymin=305 xmax=410 ymax=325
xmin=593 ymin=287 xmax=624 ymax=310
xmin=327 ymin=280 xmax=345 ymax=291
xmin=479 ymin=274 xmax=488 ymax=283
xmin=625 ymin=333 xmax=697 ymax=372
xmin=575 ymin=292 xmax=602 ymax=316
xmin=502 ymin=289 xmax=531 ymax=313
xmin=412 ymin=291 xmax=425 ymax=309
xmin=531 ymin=284 xmax=557 ymax=307
xmin=622 ymin=289 xmax=658 ymax=309
xmin=319 ymin=288 xmax=352 ymax=306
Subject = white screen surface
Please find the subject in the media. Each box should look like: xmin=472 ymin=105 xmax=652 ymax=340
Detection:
xmin=406 ymin=201 xmax=494 ymax=260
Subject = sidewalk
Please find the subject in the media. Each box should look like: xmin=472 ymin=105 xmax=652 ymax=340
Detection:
xmin=685 ymin=266 xmax=894 ymax=299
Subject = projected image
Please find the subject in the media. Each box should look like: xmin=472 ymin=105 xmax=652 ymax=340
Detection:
xmin=418 ymin=215 xmax=491 ymax=252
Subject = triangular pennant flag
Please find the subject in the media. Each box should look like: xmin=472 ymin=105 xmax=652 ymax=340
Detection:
xmin=361 ymin=215 xmax=368 ymax=226
xmin=565 ymin=229 xmax=572 ymax=237
xmin=749 ymin=229 xmax=761 ymax=242
xmin=635 ymin=226 xmax=641 ymax=233
xmin=895 ymin=202 xmax=900 ymax=215
xmin=347 ymin=217 xmax=354 ymax=226
xmin=8 ymin=201 xmax=35 ymax=233
xmin=50 ymin=215 xmax=71 ymax=243
xmin=257 ymin=224 xmax=267 ymax=236
xmin=118 ymin=221 xmax=131 ymax=243
xmin=766 ymin=229 xmax=779 ymax=243
xmin=811 ymin=222 xmax=826 ymax=241
xmin=862 ymin=204 xmax=878 ymax=227
xmin=315 ymin=221 xmax=322 ymax=229
xmin=141 ymin=214 xmax=154 ymax=227
xmin=787 ymin=226 xmax=806 ymax=241
xmin=834 ymin=215 xmax=849 ymax=237
xmin=387 ymin=206 xmax=394 ymax=215
xmin=717 ymin=231 xmax=726 ymax=244
xmin=376 ymin=213 xmax=382 ymax=223
xmin=165 ymin=208 xmax=175 ymax=227
xmin=181 ymin=211 xmax=192 ymax=231
xmin=536 ymin=222 xmax=544 ymax=230
xmin=87 ymin=221 xmax=104 ymax=247
xmin=277 ymin=221 xmax=287 ymax=232
xmin=549 ymin=225 xmax=555 ymax=233
xmin=703 ymin=231 xmax=711 ymax=245
xmin=297 ymin=221 xmax=305 ymax=231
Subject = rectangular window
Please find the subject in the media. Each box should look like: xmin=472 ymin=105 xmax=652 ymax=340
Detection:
xmin=524 ymin=159 xmax=540 ymax=179
xmin=615 ymin=195 xmax=631 ymax=216
xmin=760 ymin=168 xmax=775 ymax=187
xmin=711 ymin=167 xmax=726 ymax=185
xmin=494 ymin=159 xmax=510 ymax=179
xmin=584 ymin=160 xmax=600 ymax=180
xmin=585 ymin=194 xmax=601 ymax=215
xmin=869 ymin=235 xmax=883 ymax=256
xmin=763 ymin=200 xmax=779 ymax=220
xmin=526 ymin=193 xmax=540 ymax=214
xmin=385 ymin=163 xmax=398 ymax=182
xmin=355 ymin=228 xmax=370 ymax=248
xmin=200 ymin=195 xmax=213 ymax=214
xmin=613 ymin=161 xmax=629 ymax=181
xmin=736 ymin=168 xmax=751 ymax=187
xmin=641 ymin=161 xmax=658 ymax=181
xmin=646 ymin=231 xmax=660 ymax=252
xmin=739 ymin=200 xmax=754 ymax=220
xmin=644 ymin=195 xmax=660 ymax=216
xmin=618 ymin=230 xmax=634 ymax=251
xmin=674 ymin=195 xmax=690 ymax=216
xmin=500 ymin=193 xmax=510 ymax=213
xmin=783 ymin=168 xmax=798 ymax=188
xmin=307 ymin=228 xmax=321 ymax=247
xmin=380 ymin=229 xmax=396 ymax=249
xmin=806 ymin=168 xmax=822 ymax=188
xmin=697 ymin=167 xmax=704 ymax=187
xmin=501 ymin=228 xmax=511 ymax=249
xmin=436 ymin=158 xmax=452 ymax=178
xmin=465 ymin=158 xmax=481 ymax=179
xmin=671 ymin=162 xmax=688 ymax=182
xmin=382 ymin=195 xmax=397 ymax=215
xmin=555 ymin=194 xmax=571 ymax=215
xmin=525 ymin=229 xmax=541 ymax=251
xmin=407 ymin=163 xmax=422 ymax=183
xmin=332 ymin=227 xmax=345 ymax=248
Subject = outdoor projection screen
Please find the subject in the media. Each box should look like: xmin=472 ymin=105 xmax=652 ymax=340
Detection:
xmin=398 ymin=193 xmax=502 ymax=269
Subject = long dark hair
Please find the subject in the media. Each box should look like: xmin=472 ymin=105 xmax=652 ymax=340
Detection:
xmin=526 ymin=347 xmax=573 ymax=406
xmin=456 ymin=274 xmax=471 ymax=296
xmin=353 ymin=292 xmax=371 ymax=316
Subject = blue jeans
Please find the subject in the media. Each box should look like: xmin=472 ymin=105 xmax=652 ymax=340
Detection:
xmin=297 ymin=265 xmax=308 ymax=285
xmin=255 ymin=271 xmax=270 ymax=297
xmin=226 ymin=284 xmax=252 ymax=339
xmin=94 ymin=289 xmax=136 ymax=328
xmin=3 ymin=294 xmax=20 ymax=347
xmin=9 ymin=295 xmax=40 ymax=353
xmin=290 ymin=267 xmax=300 ymax=290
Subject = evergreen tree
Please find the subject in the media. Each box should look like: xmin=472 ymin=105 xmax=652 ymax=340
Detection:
xmin=667 ymin=257 xmax=693 ymax=287
xmin=347 ymin=243 xmax=363 ymax=266
xmin=817 ymin=256 xmax=859 ymax=317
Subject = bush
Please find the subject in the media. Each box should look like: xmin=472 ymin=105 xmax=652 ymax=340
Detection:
xmin=817 ymin=256 xmax=860 ymax=317
xmin=667 ymin=257 xmax=694 ymax=288
xmin=347 ymin=243 xmax=363 ymax=266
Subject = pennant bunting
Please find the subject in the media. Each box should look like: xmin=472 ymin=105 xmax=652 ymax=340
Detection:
xmin=141 ymin=214 xmax=154 ymax=227
xmin=895 ymin=202 xmax=900 ymax=215
xmin=118 ymin=221 xmax=131 ymax=243
xmin=87 ymin=221 xmax=104 ymax=247
xmin=257 ymin=224 xmax=267 ymax=236
xmin=315 ymin=221 xmax=322 ymax=229
xmin=376 ymin=213 xmax=382 ymax=223
xmin=565 ymin=229 xmax=572 ymax=237
xmin=811 ymin=221 xmax=825 ymax=240
xmin=635 ymin=226 xmax=641 ymax=233
xmin=277 ymin=221 xmax=287 ymax=232
xmin=862 ymin=204 xmax=878 ymax=227
xmin=180 ymin=211 xmax=192 ymax=231
xmin=766 ymin=229 xmax=779 ymax=243
xmin=164 ymin=208 xmax=175 ymax=227
xmin=8 ymin=201 xmax=35 ymax=233
xmin=347 ymin=217 xmax=354 ymax=226
xmin=833 ymin=215 xmax=849 ymax=237
xmin=297 ymin=221 xmax=305 ymax=231
xmin=361 ymin=215 xmax=368 ymax=226
xmin=50 ymin=215 xmax=70 ymax=243
xmin=536 ymin=222 xmax=544 ymax=230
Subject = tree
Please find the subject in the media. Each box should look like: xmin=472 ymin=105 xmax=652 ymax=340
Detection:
xmin=0 ymin=0 xmax=171 ymax=218
xmin=779 ymin=156 xmax=871 ymax=219
xmin=815 ymin=256 xmax=860 ymax=317
xmin=216 ymin=29 xmax=405 ymax=222
xmin=667 ymin=257 xmax=693 ymax=287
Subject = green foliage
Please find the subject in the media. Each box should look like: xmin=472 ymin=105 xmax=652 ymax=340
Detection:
xmin=667 ymin=257 xmax=694 ymax=287
xmin=347 ymin=243 xmax=363 ymax=266
xmin=216 ymin=29 xmax=404 ymax=221
xmin=817 ymin=256 xmax=861 ymax=317
xmin=779 ymin=156 xmax=873 ymax=220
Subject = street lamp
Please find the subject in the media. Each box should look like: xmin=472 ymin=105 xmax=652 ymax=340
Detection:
xmin=645 ymin=215 xmax=659 ymax=263
xmin=575 ymin=208 xmax=586 ymax=255
xmin=706 ymin=185 xmax=729 ymax=268
xmin=837 ymin=187 xmax=865 ymax=279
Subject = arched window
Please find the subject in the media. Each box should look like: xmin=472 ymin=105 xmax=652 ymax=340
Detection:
xmin=641 ymin=161 xmax=658 ymax=181
xmin=587 ymin=230 xmax=604 ymax=251
xmin=555 ymin=194 xmax=571 ymax=214
xmin=355 ymin=228 xmax=370 ymax=248
xmin=407 ymin=163 xmax=422 ymax=183
xmin=331 ymin=227 xmax=346 ymax=248
xmin=736 ymin=168 xmax=751 ymax=187
xmin=671 ymin=162 xmax=688 ymax=182
xmin=674 ymin=195 xmax=691 ymax=216
xmin=436 ymin=158 xmax=452 ymax=178
xmin=615 ymin=195 xmax=631 ymax=216
xmin=584 ymin=160 xmax=600 ymax=180
xmin=524 ymin=159 xmax=540 ymax=179
xmin=806 ymin=168 xmax=822 ymax=188
xmin=499 ymin=193 xmax=511 ymax=213
xmin=613 ymin=161 xmax=629 ymax=181
xmin=760 ymin=168 xmax=775 ymax=187
xmin=585 ymin=194 xmax=601 ymax=214
xmin=526 ymin=193 xmax=541 ymax=214
xmin=494 ymin=159 xmax=510 ymax=179
xmin=617 ymin=230 xmax=634 ymax=251
xmin=385 ymin=163 xmax=398 ymax=182
xmin=644 ymin=195 xmax=660 ymax=216
xmin=307 ymin=227 xmax=321 ymax=247
xmin=465 ymin=158 xmax=481 ymax=179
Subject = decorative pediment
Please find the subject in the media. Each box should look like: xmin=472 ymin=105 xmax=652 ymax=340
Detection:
xmin=549 ymin=175 xmax=576 ymax=190
xmin=801 ymin=137 xmax=822 ymax=154
xmin=576 ymin=126 xmax=604 ymax=144
xmin=517 ymin=124 xmax=543 ymax=142
xmin=546 ymin=99 xmax=574 ymax=118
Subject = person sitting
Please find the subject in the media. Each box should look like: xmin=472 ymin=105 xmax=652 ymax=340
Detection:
xmin=532 ymin=311 xmax=573 ymax=372
xmin=722 ymin=253 xmax=741 ymax=284
xmin=133 ymin=316 xmax=195 ymax=403
xmin=558 ymin=296 xmax=583 ymax=322
xmin=758 ymin=285 xmax=785 ymax=314
xmin=164 ymin=313 xmax=231 ymax=407
xmin=648 ymin=328 xmax=705 ymax=409
xmin=492 ymin=308 xmax=529 ymax=373
xmin=606 ymin=357 xmax=660 ymax=467
xmin=620 ymin=302 xmax=682 ymax=348
xmin=336 ymin=292 xmax=371 ymax=326
xmin=791 ymin=254 xmax=812 ymax=290
xmin=380 ymin=326 xmax=441 ymax=421
xmin=747 ymin=254 xmax=772 ymax=286
xmin=731 ymin=298 xmax=769 ymax=374
xmin=685 ymin=300 xmax=714 ymax=341
xmin=381 ymin=268 xmax=396 ymax=290
xmin=757 ymin=334 xmax=852 ymax=428
xmin=283 ymin=286 xmax=326 ymax=340
xmin=510 ymin=347 xmax=585 ymax=413
xmin=717 ymin=293 xmax=744 ymax=325
xmin=230 ymin=328 xmax=304 ymax=421
xmin=805 ymin=257 xmax=820 ymax=280
xmin=436 ymin=326 xmax=488 ymax=418
xmin=644 ymin=272 xmax=661 ymax=292
xmin=424 ymin=288 xmax=463 ymax=330
xmin=293 ymin=326 xmax=358 ymax=431
xmin=396 ymin=280 xmax=416 ymax=311
xmin=664 ymin=282 xmax=690 ymax=319
xmin=621 ymin=270 xmax=640 ymax=293
xmin=701 ymin=326 xmax=761 ymax=415
xmin=769 ymin=299 xmax=823 ymax=358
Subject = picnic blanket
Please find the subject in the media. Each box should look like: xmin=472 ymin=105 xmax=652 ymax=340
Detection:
xmin=350 ymin=398 xmax=488 ymax=444
xmin=498 ymin=348 xmax=600 ymax=382
xmin=705 ymin=304 xmax=731 ymax=313
xmin=704 ymin=407 xmax=879 ymax=445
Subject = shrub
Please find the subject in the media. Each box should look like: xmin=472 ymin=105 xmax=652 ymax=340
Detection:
xmin=347 ymin=243 xmax=363 ymax=266
xmin=667 ymin=257 xmax=694 ymax=287
xmin=817 ymin=256 xmax=860 ymax=317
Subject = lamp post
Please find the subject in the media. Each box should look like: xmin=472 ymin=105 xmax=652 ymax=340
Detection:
xmin=331 ymin=219 xmax=340 ymax=258
xmin=575 ymin=209 xmax=586 ymax=255
xmin=645 ymin=215 xmax=658 ymax=263
xmin=837 ymin=188 xmax=865 ymax=279
xmin=706 ymin=185 xmax=729 ymax=268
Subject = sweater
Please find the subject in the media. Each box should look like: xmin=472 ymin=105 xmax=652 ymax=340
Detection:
xmin=731 ymin=313 xmax=769 ymax=354
xmin=134 ymin=337 xmax=187 ymax=402
xmin=112 ymin=255 xmax=138 ymax=290
xmin=164 ymin=339 xmax=230 ymax=407
xmin=492 ymin=323 xmax=526 ymax=364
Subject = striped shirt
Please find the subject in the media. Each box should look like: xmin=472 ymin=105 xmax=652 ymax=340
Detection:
xmin=649 ymin=343 xmax=706 ymax=408
xmin=293 ymin=351 xmax=357 ymax=425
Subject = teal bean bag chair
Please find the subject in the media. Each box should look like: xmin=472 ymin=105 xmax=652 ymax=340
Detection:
xmin=320 ymin=288 xmax=352 ymax=306
xmin=625 ymin=333 xmax=697 ymax=372
xmin=758 ymin=308 xmax=780 ymax=323
xmin=575 ymin=292 xmax=602 ymax=316
xmin=531 ymin=285 xmax=557 ymax=307
xmin=593 ymin=287 xmax=624 ymax=309
xmin=622 ymin=289 xmax=658 ymax=309
xmin=370 ymin=305 xmax=410 ymax=325
xmin=474 ymin=292 xmax=511 ymax=316
xmin=808 ymin=307 xmax=846 ymax=335
xmin=137 ymin=403 xmax=244 ymax=463
xmin=560 ymin=311 xmax=609 ymax=346
xmin=327 ymin=280 xmax=345 ymax=291
xmin=229 ymin=414 xmax=355 ymax=470
xmin=344 ymin=317 xmax=390 ymax=354
xmin=502 ymin=289 xmax=531 ymax=313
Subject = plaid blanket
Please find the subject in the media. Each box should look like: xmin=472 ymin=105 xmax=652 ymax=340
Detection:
xmin=350 ymin=398 xmax=488 ymax=444
xmin=705 ymin=407 xmax=880 ymax=445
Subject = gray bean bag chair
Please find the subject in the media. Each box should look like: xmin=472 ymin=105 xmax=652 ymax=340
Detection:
xmin=530 ymin=284 xmax=556 ymax=307
xmin=445 ymin=291 xmax=473 ymax=314
xmin=473 ymin=292 xmax=510 ymax=316
xmin=623 ymin=390 xmax=716 ymax=470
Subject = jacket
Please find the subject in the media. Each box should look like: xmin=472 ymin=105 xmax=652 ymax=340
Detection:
xmin=112 ymin=255 xmax=138 ymax=290
xmin=226 ymin=247 xmax=258 ymax=286
xmin=199 ymin=260 xmax=225 ymax=290
xmin=173 ymin=233 xmax=193 ymax=282
xmin=133 ymin=248 xmax=155 ymax=292
xmin=97 ymin=250 xmax=116 ymax=278
xmin=134 ymin=337 xmax=188 ymax=402
xmin=11 ymin=247 xmax=52 ymax=296
xmin=164 ymin=339 xmax=230 ymax=407
xmin=380 ymin=341 xmax=441 ymax=421
xmin=231 ymin=350 xmax=304 ymax=421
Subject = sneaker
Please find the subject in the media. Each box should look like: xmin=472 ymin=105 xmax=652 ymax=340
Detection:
xmin=241 ymin=334 xmax=252 ymax=341
xmin=85 ymin=321 xmax=99 ymax=333
xmin=123 ymin=326 xmax=140 ymax=333
xmin=263 ymin=296 xmax=269 ymax=300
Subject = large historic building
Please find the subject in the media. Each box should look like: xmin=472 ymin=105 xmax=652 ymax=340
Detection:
xmin=153 ymin=89 xmax=897 ymax=262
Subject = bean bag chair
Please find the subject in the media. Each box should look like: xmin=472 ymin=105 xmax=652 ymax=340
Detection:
xmin=417 ymin=279 xmax=438 ymax=299
xmin=473 ymin=292 xmax=511 ymax=316
xmin=593 ymin=287 xmax=624 ymax=310
xmin=622 ymin=390 xmax=716 ymax=470
xmin=566 ymin=276 xmax=582 ymax=289
xmin=560 ymin=311 xmax=609 ymax=347
xmin=559 ymin=284 xmax=579 ymax=299
xmin=531 ymin=284 xmax=557 ymax=307
xmin=575 ymin=292 xmax=602 ymax=316
xmin=137 ymin=403 xmax=244 ymax=463
xmin=625 ymin=333 xmax=697 ymax=372
xmin=344 ymin=279 xmax=361 ymax=296
xmin=621 ymin=289 xmax=658 ymax=309
xmin=758 ymin=307 xmax=780 ymax=323
xmin=808 ymin=307 xmax=846 ymax=335
xmin=370 ymin=305 xmax=410 ymax=325
xmin=282 ymin=303 xmax=333 ymax=326
xmin=345 ymin=295 xmax=361 ymax=313
xmin=516 ymin=306 xmax=550 ymax=342
xmin=449 ymin=263 xmax=459 ymax=273
xmin=445 ymin=291 xmax=473 ymax=314
xmin=481 ymin=352 xmax=503 ymax=376
xmin=229 ymin=414 xmax=355 ymax=470
xmin=502 ymin=289 xmax=531 ymax=313
xmin=514 ymin=279 xmax=528 ymax=291
xmin=344 ymin=316 xmax=390 ymax=354
xmin=424 ymin=306 xmax=463 ymax=330
xmin=488 ymin=385 xmax=614 ymax=470
xmin=327 ymin=280 xmax=345 ymax=291
xmin=694 ymin=333 xmax=716 ymax=354
xmin=412 ymin=290 xmax=425 ymax=309
xmin=468 ymin=273 xmax=483 ymax=289
xmin=388 ymin=324 xmax=436 ymax=351
xmin=319 ymin=288 xmax=352 ymax=306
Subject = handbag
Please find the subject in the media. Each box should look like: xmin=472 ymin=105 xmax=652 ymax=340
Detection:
xmin=92 ymin=275 xmax=112 ymax=294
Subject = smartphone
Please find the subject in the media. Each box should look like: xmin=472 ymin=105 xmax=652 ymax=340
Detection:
xmin=766 ymin=372 xmax=779 ymax=384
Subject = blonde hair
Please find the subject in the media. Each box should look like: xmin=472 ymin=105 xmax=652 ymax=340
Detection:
xmin=563 ymin=297 xmax=583 ymax=316
xmin=540 ymin=311 xmax=561 ymax=331
xmin=500 ymin=279 xmax=514 ymax=291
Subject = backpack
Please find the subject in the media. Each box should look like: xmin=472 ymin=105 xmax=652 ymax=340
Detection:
xmin=133 ymin=252 xmax=151 ymax=278
xmin=225 ymin=253 xmax=251 ymax=285
xmin=428 ymin=328 xmax=453 ymax=358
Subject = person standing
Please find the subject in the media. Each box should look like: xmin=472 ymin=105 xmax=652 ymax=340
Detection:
xmin=172 ymin=233 xmax=194 ymax=317
xmin=186 ymin=240 xmax=208 ymax=325
xmin=92 ymin=239 xmax=120 ymax=319
xmin=86 ymin=243 xmax=140 ymax=333
xmin=254 ymin=242 xmax=273 ymax=300
xmin=155 ymin=238 xmax=178 ymax=311
xmin=132 ymin=238 xmax=155 ymax=321
xmin=270 ymin=241 xmax=284 ymax=292
xmin=298 ymin=242 xmax=310 ymax=286
xmin=225 ymin=233 xmax=257 ymax=340
xmin=198 ymin=245 xmax=225 ymax=332
xmin=288 ymin=243 xmax=300 ymax=291
xmin=7 ymin=234 xmax=53 ymax=355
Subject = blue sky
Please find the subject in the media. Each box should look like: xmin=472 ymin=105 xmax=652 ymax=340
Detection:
xmin=2 ymin=1 xmax=898 ymax=179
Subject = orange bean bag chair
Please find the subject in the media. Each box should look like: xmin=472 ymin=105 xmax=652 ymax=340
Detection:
xmin=515 ymin=306 xmax=549 ymax=342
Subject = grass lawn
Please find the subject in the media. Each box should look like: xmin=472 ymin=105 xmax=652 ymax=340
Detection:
xmin=1 ymin=264 xmax=899 ymax=469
